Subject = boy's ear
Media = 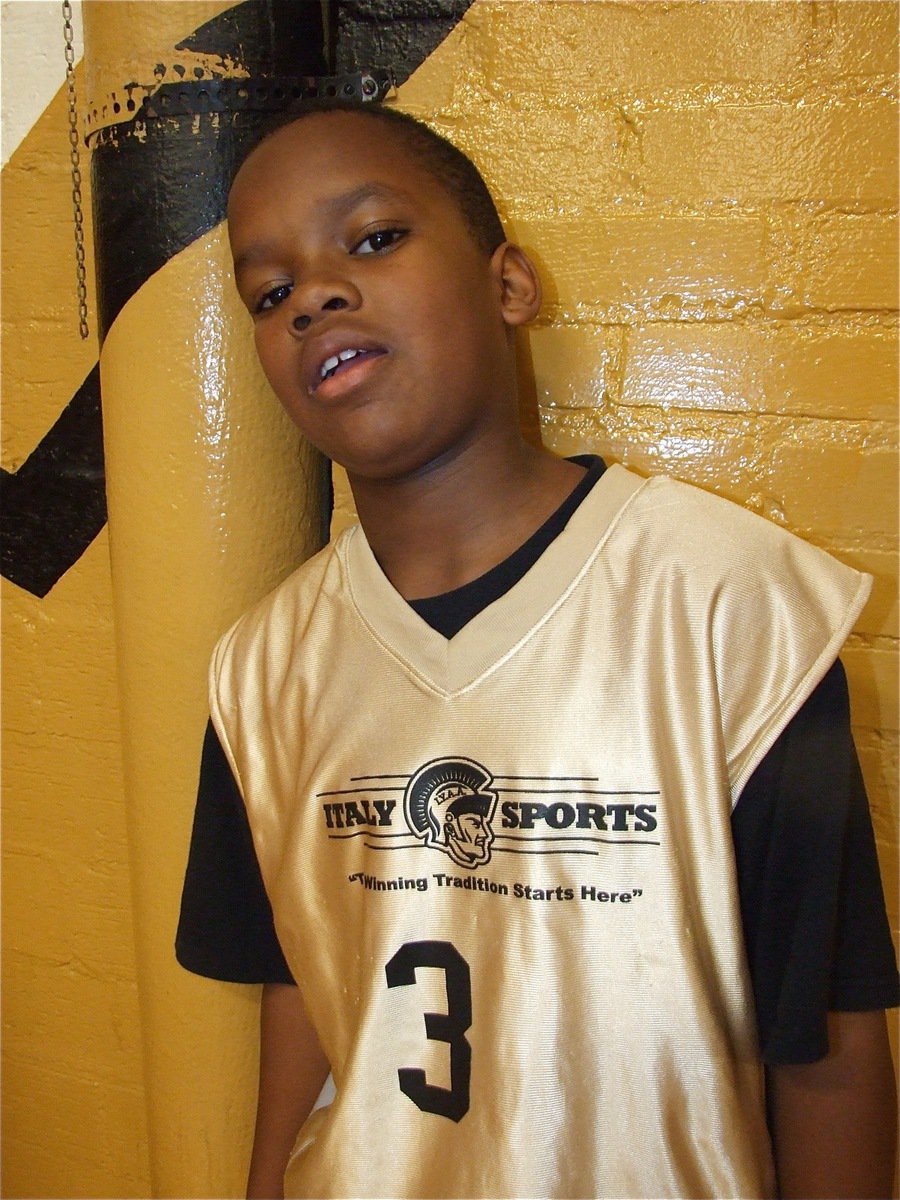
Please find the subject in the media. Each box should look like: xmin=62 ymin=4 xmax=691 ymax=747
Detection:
xmin=491 ymin=243 xmax=542 ymax=327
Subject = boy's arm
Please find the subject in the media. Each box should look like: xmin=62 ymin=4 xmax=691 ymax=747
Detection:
xmin=766 ymin=1008 xmax=897 ymax=1199
xmin=247 ymin=983 xmax=331 ymax=1200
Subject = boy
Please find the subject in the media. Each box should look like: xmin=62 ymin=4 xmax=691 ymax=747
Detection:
xmin=177 ymin=101 xmax=898 ymax=1198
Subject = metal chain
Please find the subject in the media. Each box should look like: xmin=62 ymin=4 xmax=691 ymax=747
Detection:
xmin=63 ymin=0 xmax=89 ymax=340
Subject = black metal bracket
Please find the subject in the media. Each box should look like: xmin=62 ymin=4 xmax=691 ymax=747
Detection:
xmin=85 ymin=70 xmax=395 ymax=148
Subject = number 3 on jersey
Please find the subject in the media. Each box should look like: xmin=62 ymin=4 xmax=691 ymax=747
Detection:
xmin=385 ymin=940 xmax=472 ymax=1122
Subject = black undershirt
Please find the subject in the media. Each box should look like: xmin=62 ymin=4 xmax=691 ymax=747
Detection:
xmin=409 ymin=455 xmax=603 ymax=637
xmin=176 ymin=456 xmax=899 ymax=1064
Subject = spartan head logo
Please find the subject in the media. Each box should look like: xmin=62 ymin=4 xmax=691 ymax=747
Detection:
xmin=405 ymin=757 xmax=497 ymax=869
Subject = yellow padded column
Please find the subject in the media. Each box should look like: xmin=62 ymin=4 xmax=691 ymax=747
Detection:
xmin=83 ymin=3 xmax=328 ymax=1194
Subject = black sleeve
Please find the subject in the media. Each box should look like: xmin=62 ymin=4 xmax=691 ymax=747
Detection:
xmin=175 ymin=720 xmax=295 ymax=985
xmin=732 ymin=659 xmax=899 ymax=1065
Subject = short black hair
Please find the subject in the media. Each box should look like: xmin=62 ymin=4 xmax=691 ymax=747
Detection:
xmin=238 ymin=99 xmax=506 ymax=257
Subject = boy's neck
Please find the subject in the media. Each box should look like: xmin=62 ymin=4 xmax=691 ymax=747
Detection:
xmin=348 ymin=439 xmax=585 ymax=601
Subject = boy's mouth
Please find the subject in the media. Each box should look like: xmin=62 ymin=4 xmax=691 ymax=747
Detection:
xmin=314 ymin=346 xmax=386 ymax=391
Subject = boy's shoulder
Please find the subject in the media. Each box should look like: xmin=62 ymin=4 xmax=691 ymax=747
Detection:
xmin=614 ymin=469 xmax=870 ymax=644
xmin=616 ymin=468 xmax=858 ymax=589
xmin=210 ymin=525 xmax=356 ymax=675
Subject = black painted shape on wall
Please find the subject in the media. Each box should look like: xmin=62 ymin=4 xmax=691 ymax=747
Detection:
xmin=335 ymin=0 xmax=474 ymax=82
xmin=0 ymin=365 xmax=106 ymax=598
xmin=4 ymin=0 xmax=474 ymax=596
xmin=176 ymin=0 xmax=328 ymax=72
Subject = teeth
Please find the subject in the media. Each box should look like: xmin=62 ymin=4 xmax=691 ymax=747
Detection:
xmin=320 ymin=348 xmax=362 ymax=380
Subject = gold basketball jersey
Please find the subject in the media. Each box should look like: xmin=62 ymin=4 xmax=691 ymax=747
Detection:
xmin=210 ymin=466 xmax=870 ymax=1199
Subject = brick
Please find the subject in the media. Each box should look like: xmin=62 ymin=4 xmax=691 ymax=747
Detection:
xmin=759 ymin=324 xmax=898 ymax=418
xmin=622 ymin=323 xmax=899 ymax=420
xmin=843 ymin=642 xmax=900 ymax=732
xmin=541 ymin=404 xmax=783 ymax=512
xmin=466 ymin=0 xmax=815 ymax=99
xmin=824 ymin=1 xmax=900 ymax=81
xmin=527 ymin=325 xmax=621 ymax=410
xmin=849 ymin=720 xmax=897 ymax=926
xmin=539 ymin=404 xmax=765 ymax=495
xmin=802 ymin=214 xmax=899 ymax=312
xmin=516 ymin=216 xmax=768 ymax=321
xmin=838 ymin=548 xmax=899 ymax=640
xmin=854 ymin=731 xmax=899 ymax=895
xmin=445 ymin=104 xmax=623 ymax=221
xmin=540 ymin=404 xmax=897 ymax=545
xmin=763 ymin=439 xmax=898 ymax=547
xmin=637 ymin=98 xmax=897 ymax=208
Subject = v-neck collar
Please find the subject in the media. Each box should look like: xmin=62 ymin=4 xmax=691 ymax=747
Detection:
xmin=340 ymin=464 xmax=646 ymax=696
xmin=409 ymin=455 xmax=605 ymax=638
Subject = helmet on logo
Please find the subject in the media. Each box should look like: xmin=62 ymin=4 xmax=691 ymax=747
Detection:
xmin=405 ymin=757 xmax=497 ymax=869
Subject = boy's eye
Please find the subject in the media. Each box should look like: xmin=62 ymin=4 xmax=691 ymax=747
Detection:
xmin=352 ymin=228 xmax=407 ymax=256
xmin=255 ymin=282 xmax=292 ymax=314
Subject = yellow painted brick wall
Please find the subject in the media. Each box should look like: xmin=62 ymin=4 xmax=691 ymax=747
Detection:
xmin=343 ymin=0 xmax=900 ymax=965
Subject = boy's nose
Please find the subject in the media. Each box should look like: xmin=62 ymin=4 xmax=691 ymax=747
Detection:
xmin=288 ymin=279 xmax=360 ymax=336
xmin=293 ymin=296 xmax=347 ymax=333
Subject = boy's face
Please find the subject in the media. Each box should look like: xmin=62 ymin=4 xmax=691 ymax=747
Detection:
xmin=228 ymin=112 xmax=534 ymax=481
